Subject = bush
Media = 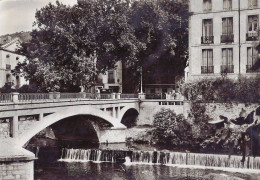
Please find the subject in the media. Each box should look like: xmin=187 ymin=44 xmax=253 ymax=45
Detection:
xmin=18 ymin=84 xmax=40 ymax=93
xmin=183 ymin=75 xmax=260 ymax=104
xmin=152 ymin=108 xmax=192 ymax=149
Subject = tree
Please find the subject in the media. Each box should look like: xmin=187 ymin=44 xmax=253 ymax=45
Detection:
xmin=152 ymin=108 xmax=192 ymax=149
xmin=14 ymin=0 xmax=189 ymax=92
xmin=14 ymin=0 xmax=132 ymax=92
xmin=123 ymin=0 xmax=189 ymax=92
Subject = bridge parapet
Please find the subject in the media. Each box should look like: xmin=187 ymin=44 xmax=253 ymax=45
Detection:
xmin=0 ymin=92 xmax=140 ymax=104
xmin=0 ymin=92 xmax=184 ymax=104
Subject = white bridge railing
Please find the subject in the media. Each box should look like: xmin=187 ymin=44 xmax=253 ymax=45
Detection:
xmin=18 ymin=93 xmax=50 ymax=102
xmin=0 ymin=92 xmax=184 ymax=103
xmin=0 ymin=93 xmax=12 ymax=103
xmin=0 ymin=92 xmax=140 ymax=103
xmin=121 ymin=94 xmax=138 ymax=99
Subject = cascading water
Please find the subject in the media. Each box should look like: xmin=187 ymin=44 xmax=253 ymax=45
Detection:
xmin=60 ymin=148 xmax=260 ymax=170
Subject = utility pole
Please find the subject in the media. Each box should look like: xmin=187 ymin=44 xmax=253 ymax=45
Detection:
xmin=238 ymin=0 xmax=241 ymax=75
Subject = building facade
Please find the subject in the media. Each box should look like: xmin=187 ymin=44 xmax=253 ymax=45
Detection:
xmin=99 ymin=61 xmax=123 ymax=93
xmin=0 ymin=37 xmax=28 ymax=89
xmin=188 ymin=0 xmax=260 ymax=80
xmin=88 ymin=61 xmax=123 ymax=93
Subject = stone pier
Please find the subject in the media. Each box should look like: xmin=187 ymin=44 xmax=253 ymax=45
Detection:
xmin=0 ymin=139 xmax=35 ymax=180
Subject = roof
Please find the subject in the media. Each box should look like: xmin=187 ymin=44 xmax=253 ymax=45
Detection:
xmin=0 ymin=37 xmax=23 ymax=55
xmin=1 ymin=37 xmax=22 ymax=49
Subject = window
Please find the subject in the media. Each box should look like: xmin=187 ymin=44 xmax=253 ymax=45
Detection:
xmin=249 ymin=0 xmax=257 ymax=8
xmin=203 ymin=0 xmax=212 ymax=11
xmin=223 ymin=0 xmax=232 ymax=10
xmin=6 ymin=74 xmax=10 ymax=83
xmin=248 ymin=15 xmax=258 ymax=32
xmin=221 ymin=48 xmax=234 ymax=73
xmin=222 ymin=18 xmax=233 ymax=35
xmin=108 ymin=71 xmax=115 ymax=83
xmin=247 ymin=15 xmax=259 ymax=41
xmin=221 ymin=17 xmax=234 ymax=43
xmin=202 ymin=19 xmax=214 ymax=44
xmin=201 ymin=49 xmax=214 ymax=74
xmin=247 ymin=47 xmax=259 ymax=72
xmin=6 ymin=64 xmax=11 ymax=70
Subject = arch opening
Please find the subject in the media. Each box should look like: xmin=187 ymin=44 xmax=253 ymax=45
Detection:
xmin=121 ymin=108 xmax=139 ymax=128
xmin=27 ymin=115 xmax=113 ymax=146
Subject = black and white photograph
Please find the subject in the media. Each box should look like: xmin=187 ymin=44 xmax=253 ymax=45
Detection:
xmin=0 ymin=0 xmax=260 ymax=179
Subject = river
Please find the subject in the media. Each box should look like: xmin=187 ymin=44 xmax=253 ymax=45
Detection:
xmin=26 ymin=138 xmax=260 ymax=180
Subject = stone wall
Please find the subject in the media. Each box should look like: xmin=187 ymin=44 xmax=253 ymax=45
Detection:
xmin=0 ymin=161 xmax=33 ymax=180
xmin=138 ymin=100 xmax=184 ymax=125
xmin=125 ymin=127 xmax=153 ymax=142
xmin=18 ymin=116 xmax=38 ymax=135
xmin=205 ymin=103 xmax=259 ymax=121
xmin=0 ymin=118 xmax=10 ymax=138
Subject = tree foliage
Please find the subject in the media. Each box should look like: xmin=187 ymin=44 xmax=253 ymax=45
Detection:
xmin=152 ymin=108 xmax=192 ymax=149
xmin=14 ymin=0 xmax=189 ymax=92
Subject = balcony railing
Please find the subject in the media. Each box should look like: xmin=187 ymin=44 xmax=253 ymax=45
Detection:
xmin=246 ymin=32 xmax=258 ymax=41
xmin=201 ymin=66 xmax=214 ymax=74
xmin=221 ymin=34 xmax=234 ymax=43
xmin=246 ymin=65 xmax=260 ymax=73
xmin=221 ymin=65 xmax=234 ymax=73
xmin=201 ymin=36 xmax=214 ymax=44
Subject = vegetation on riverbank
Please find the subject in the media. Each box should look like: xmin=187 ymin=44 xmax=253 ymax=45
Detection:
xmin=150 ymin=76 xmax=260 ymax=155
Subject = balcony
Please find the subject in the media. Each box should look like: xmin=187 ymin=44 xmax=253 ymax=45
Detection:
xmin=221 ymin=65 xmax=234 ymax=73
xmin=201 ymin=36 xmax=214 ymax=44
xmin=246 ymin=32 xmax=258 ymax=41
xmin=201 ymin=66 xmax=214 ymax=74
xmin=246 ymin=65 xmax=260 ymax=73
xmin=221 ymin=34 xmax=234 ymax=43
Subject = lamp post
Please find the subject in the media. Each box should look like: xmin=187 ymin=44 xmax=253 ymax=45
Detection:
xmin=138 ymin=66 xmax=143 ymax=93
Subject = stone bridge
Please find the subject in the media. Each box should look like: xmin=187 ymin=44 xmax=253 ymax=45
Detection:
xmin=0 ymin=92 xmax=141 ymax=146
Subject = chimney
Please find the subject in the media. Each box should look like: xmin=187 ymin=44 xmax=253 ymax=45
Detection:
xmin=7 ymin=36 xmax=12 ymax=41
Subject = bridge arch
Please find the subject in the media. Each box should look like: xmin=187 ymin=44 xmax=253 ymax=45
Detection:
xmin=119 ymin=106 xmax=139 ymax=128
xmin=17 ymin=106 xmax=126 ymax=146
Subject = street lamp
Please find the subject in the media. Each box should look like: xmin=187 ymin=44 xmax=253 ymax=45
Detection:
xmin=138 ymin=66 xmax=143 ymax=93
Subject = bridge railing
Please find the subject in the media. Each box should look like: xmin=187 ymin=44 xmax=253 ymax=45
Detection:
xmin=0 ymin=92 xmax=184 ymax=103
xmin=146 ymin=93 xmax=165 ymax=99
xmin=0 ymin=93 xmax=12 ymax=103
xmin=18 ymin=93 xmax=50 ymax=102
xmin=121 ymin=94 xmax=138 ymax=99
xmin=100 ymin=93 xmax=112 ymax=99
xmin=60 ymin=93 xmax=82 ymax=99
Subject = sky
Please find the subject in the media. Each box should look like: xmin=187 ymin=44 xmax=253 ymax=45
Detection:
xmin=0 ymin=0 xmax=78 ymax=35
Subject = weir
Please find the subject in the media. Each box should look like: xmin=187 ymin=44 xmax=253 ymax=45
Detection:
xmin=60 ymin=148 xmax=260 ymax=170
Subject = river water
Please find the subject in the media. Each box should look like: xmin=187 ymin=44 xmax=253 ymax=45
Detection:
xmin=27 ymin=138 xmax=260 ymax=180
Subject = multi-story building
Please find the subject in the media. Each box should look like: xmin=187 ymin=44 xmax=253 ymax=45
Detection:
xmin=99 ymin=61 xmax=123 ymax=93
xmin=188 ymin=0 xmax=260 ymax=80
xmin=88 ymin=61 xmax=123 ymax=93
xmin=0 ymin=37 xmax=28 ymax=89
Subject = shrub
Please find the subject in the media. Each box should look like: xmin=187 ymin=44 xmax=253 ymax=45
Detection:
xmin=183 ymin=75 xmax=260 ymax=104
xmin=152 ymin=108 xmax=192 ymax=149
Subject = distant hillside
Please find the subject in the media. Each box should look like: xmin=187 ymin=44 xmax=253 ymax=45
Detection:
xmin=0 ymin=31 xmax=31 ymax=44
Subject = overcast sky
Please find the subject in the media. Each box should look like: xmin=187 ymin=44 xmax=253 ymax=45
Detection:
xmin=0 ymin=0 xmax=77 ymax=35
